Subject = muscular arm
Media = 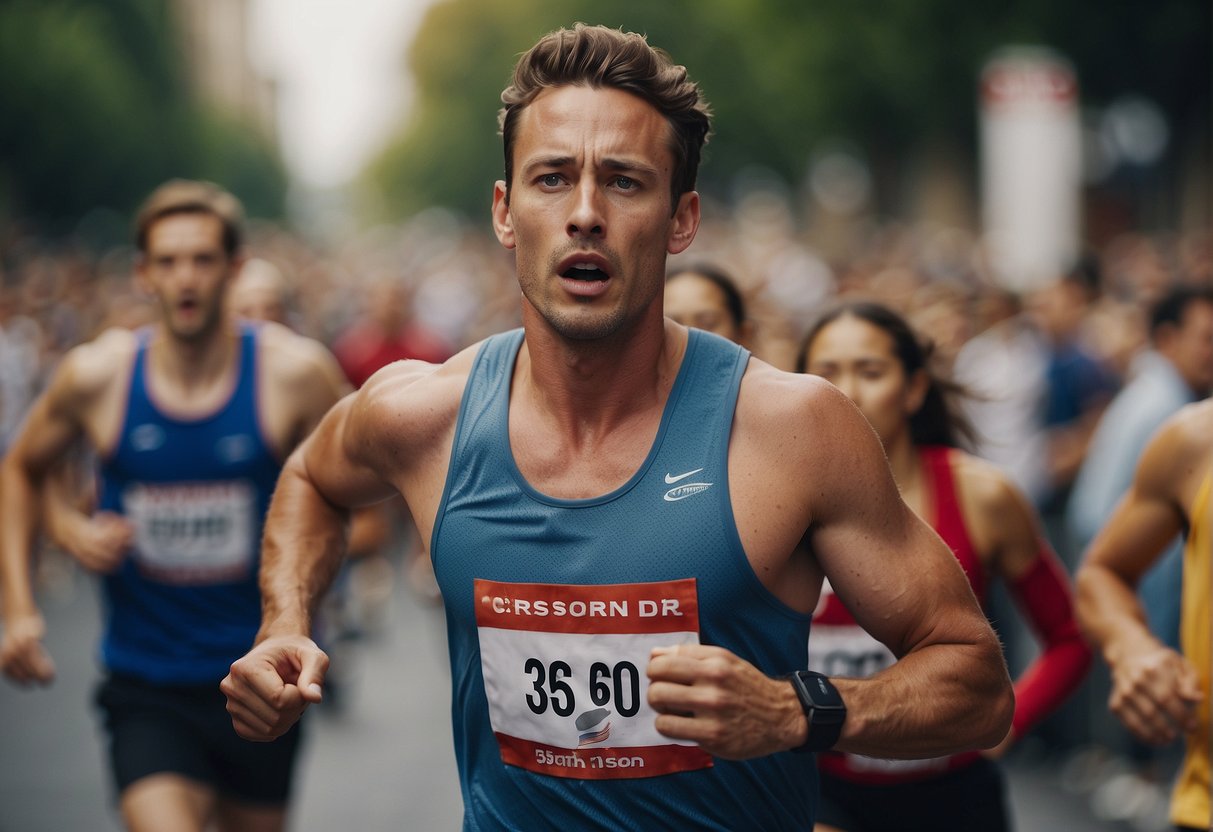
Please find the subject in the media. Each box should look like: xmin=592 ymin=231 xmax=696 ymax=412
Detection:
xmin=256 ymin=395 xmax=394 ymax=641
xmin=805 ymin=383 xmax=1013 ymax=758
xmin=222 ymin=361 xmax=439 ymax=739
xmin=40 ymin=456 xmax=133 ymax=574
xmin=1 ymin=345 xmax=111 ymax=684
xmin=971 ymin=461 xmax=1090 ymax=748
xmin=1075 ymin=410 xmax=1204 ymax=744
xmin=648 ymin=368 xmax=1013 ymax=759
xmin=273 ymin=331 xmax=390 ymax=560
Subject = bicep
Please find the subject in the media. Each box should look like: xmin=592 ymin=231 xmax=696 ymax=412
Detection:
xmin=1082 ymin=486 xmax=1181 ymax=587
xmin=819 ymin=508 xmax=980 ymax=659
xmin=1082 ymin=424 xmax=1189 ymax=586
xmin=809 ymin=407 xmax=982 ymax=657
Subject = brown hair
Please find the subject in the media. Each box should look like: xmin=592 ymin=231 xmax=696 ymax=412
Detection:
xmin=134 ymin=179 xmax=244 ymax=256
xmin=498 ymin=23 xmax=712 ymax=210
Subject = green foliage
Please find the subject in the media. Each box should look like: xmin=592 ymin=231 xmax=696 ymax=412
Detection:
xmin=366 ymin=0 xmax=1209 ymax=222
xmin=0 ymin=0 xmax=285 ymax=243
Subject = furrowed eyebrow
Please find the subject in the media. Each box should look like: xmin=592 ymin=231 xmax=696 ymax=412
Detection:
xmin=602 ymin=158 xmax=659 ymax=179
xmin=520 ymin=156 xmax=659 ymax=180
xmin=521 ymin=156 xmax=575 ymax=177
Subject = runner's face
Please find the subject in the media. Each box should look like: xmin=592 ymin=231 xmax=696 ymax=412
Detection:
xmin=664 ymin=273 xmax=741 ymax=343
xmin=229 ymin=277 xmax=287 ymax=325
xmin=1169 ymin=300 xmax=1213 ymax=396
xmin=139 ymin=213 xmax=235 ymax=342
xmin=803 ymin=315 xmax=917 ymax=448
xmin=492 ymin=85 xmax=699 ymax=341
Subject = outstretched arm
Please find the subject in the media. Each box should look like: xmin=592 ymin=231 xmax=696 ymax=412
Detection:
xmin=1076 ymin=415 xmax=1203 ymax=745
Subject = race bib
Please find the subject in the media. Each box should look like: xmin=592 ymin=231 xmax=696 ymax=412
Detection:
xmin=810 ymin=598 xmax=948 ymax=776
xmin=807 ymin=624 xmax=896 ymax=680
xmin=123 ymin=481 xmax=256 ymax=584
xmin=475 ymin=577 xmax=712 ymax=779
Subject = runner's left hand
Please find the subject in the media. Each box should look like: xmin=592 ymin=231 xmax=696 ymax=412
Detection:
xmin=647 ymin=643 xmax=805 ymax=759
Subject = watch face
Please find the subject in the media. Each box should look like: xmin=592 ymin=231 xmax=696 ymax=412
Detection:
xmin=790 ymin=672 xmax=845 ymax=753
xmin=808 ymin=672 xmax=843 ymax=707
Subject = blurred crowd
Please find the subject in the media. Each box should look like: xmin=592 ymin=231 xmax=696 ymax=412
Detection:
xmin=4 ymin=198 xmax=1212 ymax=529
xmin=1 ymin=196 xmax=1209 ymax=828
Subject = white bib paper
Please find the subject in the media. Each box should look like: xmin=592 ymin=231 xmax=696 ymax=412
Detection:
xmin=475 ymin=577 xmax=712 ymax=779
xmin=123 ymin=481 xmax=256 ymax=584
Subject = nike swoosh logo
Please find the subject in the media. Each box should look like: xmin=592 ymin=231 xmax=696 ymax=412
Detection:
xmin=664 ymin=468 xmax=704 ymax=484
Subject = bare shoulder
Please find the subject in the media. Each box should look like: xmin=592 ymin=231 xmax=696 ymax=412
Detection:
xmin=736 ymin=359 xmax=854 ymax=432
xmin=1159 ymin=399 xmax=1213 ymax=458
xmin=53 ymin=327 xmax=138 ymax=404
xmin=344 ymin=340 xmax=482 ymax=467
xmin=1136 ymin=399 xmax=1213 ymax=502
xmin=255 ymin=321 xmax=343 ymax=386
xmin=732 ymin=359 xmax=896 ymax=529
xmin=735 ymin=358 xmax=878 ymax=468
xmin=950 ymin=450 xmax=1028 ymax=519
xmin=949 ymin=448 xmax=1041 ymax=567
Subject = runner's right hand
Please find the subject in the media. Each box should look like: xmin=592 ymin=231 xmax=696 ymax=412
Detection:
xmin=1108 ymin=642 xmax=1201 ymax=745
xmin=0 ymin=611 xmax=56 ymax=686
xmin=57 ymin=511 xmax=134 ymax=573
xmin=221 ymin=635 xmax=329 ymax=741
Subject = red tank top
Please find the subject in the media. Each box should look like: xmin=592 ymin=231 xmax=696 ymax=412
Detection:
xmin=809 ymin=445 xmax=985 ymax=783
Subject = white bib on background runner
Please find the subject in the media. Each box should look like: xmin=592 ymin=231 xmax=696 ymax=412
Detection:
xmin=475 ymin=577 xmax=712 ymax=779
xmin=123 ymin=481 xmax=256 ymax=584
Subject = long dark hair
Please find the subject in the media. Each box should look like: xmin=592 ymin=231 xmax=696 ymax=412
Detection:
xmin=666 ymin=263 xmax=747 ymax=327
xmin=797 ymin=299 xmax=977 ymax=449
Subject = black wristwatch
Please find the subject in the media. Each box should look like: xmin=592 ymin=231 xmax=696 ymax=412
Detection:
xmin=787 ymin=670 xmax=846 ymax=752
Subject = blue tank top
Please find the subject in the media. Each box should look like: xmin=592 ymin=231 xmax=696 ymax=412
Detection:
xmin=432 ymin=329 xmax=817 ymax=831
xmin=97 ymin=324 xmax=280 ymax=684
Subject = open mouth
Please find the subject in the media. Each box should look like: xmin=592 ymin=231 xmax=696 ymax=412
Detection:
xmin=562 ymin=263 xmax=609 ymax=281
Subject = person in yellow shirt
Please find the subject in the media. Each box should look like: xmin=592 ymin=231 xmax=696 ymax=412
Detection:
xmin=1077 ymin=399 xmax=1211 ymax=831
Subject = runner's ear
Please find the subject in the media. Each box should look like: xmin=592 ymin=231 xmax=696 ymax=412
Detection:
xmin=667 ymin=192 xmax=700 ymax=256
xmin=492 ymin=181 xmax=516 ymax=250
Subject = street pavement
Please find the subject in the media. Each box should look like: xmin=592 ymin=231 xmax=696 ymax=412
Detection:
xmin=0 ymin=558 xmax=1168 ymax=831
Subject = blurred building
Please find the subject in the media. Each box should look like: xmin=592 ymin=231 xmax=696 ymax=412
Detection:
xmin=174 ymin=0 xmax=277 ymax=141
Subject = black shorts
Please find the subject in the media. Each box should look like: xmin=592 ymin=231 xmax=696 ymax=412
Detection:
xmin=816 ymin=758 xmax=1010 ymax=832
xmin=94 ymin=672 xmax=304 ymax=806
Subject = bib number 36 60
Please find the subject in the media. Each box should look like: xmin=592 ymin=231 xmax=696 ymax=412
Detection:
xmin=475 ymin=577 xmax=712 ymax=779
xmin=524 ymin=659 xmax=641 ymax=718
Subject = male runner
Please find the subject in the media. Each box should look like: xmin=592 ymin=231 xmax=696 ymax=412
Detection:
xmin=222 ymin=25 xmax=1013 ymax=830
xmin=1076 ymin=400 xmax=1212 ymax=831
xmin=0 ymin=179 xmax=347 ymax=832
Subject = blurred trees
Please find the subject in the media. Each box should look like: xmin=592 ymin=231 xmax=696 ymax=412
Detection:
xmin=0 ymin=0 xmax=286 ymax=243
xmin=366 ymin=0 xmax=1209 ymax=223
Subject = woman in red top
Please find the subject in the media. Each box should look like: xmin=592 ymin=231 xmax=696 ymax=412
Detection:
xmin=799 ymin=300 xmax=1091 ymax=832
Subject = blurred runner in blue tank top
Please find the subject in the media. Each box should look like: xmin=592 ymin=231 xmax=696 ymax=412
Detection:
xmin=221 ymin=24 xmax=1015 ymax=831
xmin=0 ymin=179 xmax=349 ymax=832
